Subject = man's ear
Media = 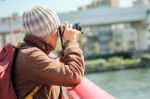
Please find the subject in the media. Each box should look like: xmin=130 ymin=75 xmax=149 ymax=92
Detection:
xmin=43 ymin=34 xmax=51 ymax=42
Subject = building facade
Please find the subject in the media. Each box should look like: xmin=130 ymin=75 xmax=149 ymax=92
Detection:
xmin=0 ymin=5 xmax=150 ymax=57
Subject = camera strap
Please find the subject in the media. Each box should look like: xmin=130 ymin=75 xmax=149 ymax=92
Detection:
xmin=58 ymin=27 xmax=65 ymax=56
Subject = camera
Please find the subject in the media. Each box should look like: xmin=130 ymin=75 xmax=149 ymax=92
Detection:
xmin=73 ymin=23 xmax=82 ymax=31
xmin=59 ymin=23 xmax=82 ymax=34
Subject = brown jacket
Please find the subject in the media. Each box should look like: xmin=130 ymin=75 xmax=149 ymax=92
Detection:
xmin=13 ymin=35 xmax=85 ymax=99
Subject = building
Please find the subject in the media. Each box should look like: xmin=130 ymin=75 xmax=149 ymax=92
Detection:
xmin=78 ymin=0 xmax=120 ymax=11
xmin=134 ymin=0 xmax=150 ymax=6
xmin=112 ymin=24 xmax=138 ymax=52
xmin=82 ymin=25 xmax=113 ymax=55
xmin=0 ymin=6 xmax=150 ymax=57
xmin=0 ymin=14 xmax=24 ymax=47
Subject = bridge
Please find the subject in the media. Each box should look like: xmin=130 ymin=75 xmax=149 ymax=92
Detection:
xmin=59 ymin=6 xmax=149 ymax=26
xmin=0 ymin=5 xmax=150 ymax=52
xmin=0 ymin=5 xmax=149 ymax=33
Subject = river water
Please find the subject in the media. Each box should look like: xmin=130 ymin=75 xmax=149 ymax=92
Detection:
xmin=86 ymin=68 xmax=150 ymax=99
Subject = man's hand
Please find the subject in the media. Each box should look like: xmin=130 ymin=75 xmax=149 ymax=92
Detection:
xmin=63 ymin=22 xmax=81 ymax=42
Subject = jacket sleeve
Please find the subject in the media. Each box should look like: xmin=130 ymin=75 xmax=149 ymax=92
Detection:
xmin=27 ymin=41 xmax=85 ymax=86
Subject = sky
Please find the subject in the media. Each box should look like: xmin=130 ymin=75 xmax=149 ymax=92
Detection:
xmin=0 ymin=0 xmax=91 ymax=17
xmin=0 ymin=0 xmax=135 ymax=17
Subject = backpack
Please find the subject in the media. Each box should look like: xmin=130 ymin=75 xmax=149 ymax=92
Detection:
xmin=0 ymin=43 xmax=45 ymax=99
xmin=0 ymin=43 xmax=63 ymax=99
xmin=0 ymin=43 xmax=35 ymax=99
xmin=0 ymin=43 xmax=17 ymax=99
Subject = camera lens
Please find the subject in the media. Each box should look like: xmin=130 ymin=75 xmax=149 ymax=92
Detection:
xmin=73 ymin=23 xmax=82 ymax=31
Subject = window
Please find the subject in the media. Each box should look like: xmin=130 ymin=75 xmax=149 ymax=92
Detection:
xmin=129 ymin=41 xmax=135 ymax=46
xmin=116 ymin=42 xmax=121 ymax=46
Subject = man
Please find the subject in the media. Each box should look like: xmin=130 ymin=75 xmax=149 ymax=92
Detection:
xmin=13 ymin=5 xmax=85 ymax=99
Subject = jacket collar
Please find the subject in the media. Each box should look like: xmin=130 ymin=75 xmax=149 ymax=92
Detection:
xmin=24 ymin=34 xmax=52 ymax=54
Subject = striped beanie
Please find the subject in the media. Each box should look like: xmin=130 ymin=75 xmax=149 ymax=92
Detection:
xmin=23 ymin=5 xmax=60 ymax=37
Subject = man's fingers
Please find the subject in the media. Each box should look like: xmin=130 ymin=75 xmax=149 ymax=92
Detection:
xmin=72 ymin=29 xmax=81 ymax=37
xmin=64 ymin=22 xmax=69 ymax=29
xmin=69 ymin=24 xmax=73 ymax=29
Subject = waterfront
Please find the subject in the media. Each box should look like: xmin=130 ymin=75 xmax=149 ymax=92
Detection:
xmin=86 ymin=68 xmax=150 ymax=99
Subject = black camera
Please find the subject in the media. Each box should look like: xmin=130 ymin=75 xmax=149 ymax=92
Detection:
xmin=59 ymin=23 xmax=82 ymax=34
xmin=73 ymin=23 xmax=82 ymax=31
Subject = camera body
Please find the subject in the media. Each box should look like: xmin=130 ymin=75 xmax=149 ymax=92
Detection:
xmin=73 ymin=23 xmax=82 ymax=31
xmin=59 ymin=23 xmax=82 ymax=34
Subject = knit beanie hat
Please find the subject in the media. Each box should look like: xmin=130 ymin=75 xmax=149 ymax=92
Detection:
xmin=23 ymin=5 xmax=60 ymax=37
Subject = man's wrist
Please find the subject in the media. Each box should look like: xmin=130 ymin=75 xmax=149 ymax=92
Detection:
xmin=64 ymin=40 xmax=79 ymax=49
